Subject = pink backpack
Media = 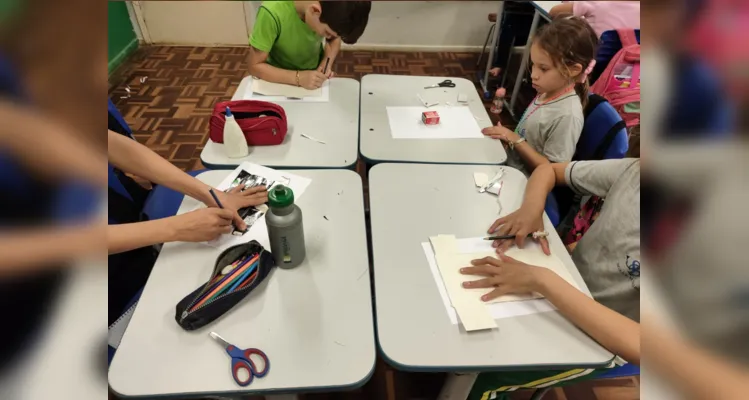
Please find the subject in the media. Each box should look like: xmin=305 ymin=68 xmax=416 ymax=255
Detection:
xmin=590 ymin=29 xmax=640 ymax=128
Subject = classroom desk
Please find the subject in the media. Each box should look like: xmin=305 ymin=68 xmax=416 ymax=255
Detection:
xmin=109 ymin=170 xmax=375 ymax=399
xmin=479 ymin=1 xmax=561 ymax=116
xmin=368 ymin=163 xmax=613 ymax=398
xmin=359 ymin=74 xmax=507 ymax=165
xmin=200 ymin=77 xmax=360 ymax=169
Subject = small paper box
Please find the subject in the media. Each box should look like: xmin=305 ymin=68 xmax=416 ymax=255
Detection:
xmin=422 ymin=111 xmax=440 ymax=125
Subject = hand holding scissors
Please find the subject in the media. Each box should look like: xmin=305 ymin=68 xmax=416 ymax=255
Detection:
xmin=424 ymin=79 xmax=456 ymax=89
xmin=210 ymin=331 xmax=270 ymax=386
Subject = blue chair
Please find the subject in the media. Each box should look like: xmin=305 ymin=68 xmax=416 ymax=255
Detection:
xmin=544 ymin=94 xmax=628 ymax=227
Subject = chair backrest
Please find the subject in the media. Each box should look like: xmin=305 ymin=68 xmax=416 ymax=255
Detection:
xmin=574 ymin=94 xmax=629 ymax=161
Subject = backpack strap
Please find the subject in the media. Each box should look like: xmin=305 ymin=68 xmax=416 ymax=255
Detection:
xmin=592 ymin=120 xmax=626 ymax=160
xmin=617 ymin=29 xmax=639 ymax=48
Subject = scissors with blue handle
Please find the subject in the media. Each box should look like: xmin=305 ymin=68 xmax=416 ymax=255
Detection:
xmin=424 ymin=79 xmax=456 ymax=89
xmin=210 ymin=331 xmax=270 ymax=387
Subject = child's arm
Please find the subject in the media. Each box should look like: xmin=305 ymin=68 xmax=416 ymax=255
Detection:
xmin=317 ymin=37 xmax=342 ymax=77
xmin=481 ymin=125 xmax=551 ymax=171
xmin=461 ymin=254 xmax=640 ymax=365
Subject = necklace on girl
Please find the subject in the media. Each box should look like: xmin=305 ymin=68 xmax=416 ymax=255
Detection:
xmin=514 ymin=85 xmax=575 ymax=136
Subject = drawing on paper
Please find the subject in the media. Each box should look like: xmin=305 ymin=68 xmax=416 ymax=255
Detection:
xmin=226 ymin=170 xmax=288 ymax=235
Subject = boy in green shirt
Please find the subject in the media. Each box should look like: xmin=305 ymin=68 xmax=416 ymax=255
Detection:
xmin=248 ymin=1 xmax=371 ymax=89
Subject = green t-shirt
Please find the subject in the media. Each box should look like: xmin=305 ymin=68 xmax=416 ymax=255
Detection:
xmin=249 ymin=1 xmax=323 ymax=71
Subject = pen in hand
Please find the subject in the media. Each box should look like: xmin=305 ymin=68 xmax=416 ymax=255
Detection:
xmin=209 ymin=188 xmax=246 ymax=234
xmin=484 ymin=231 xmax=549 ymax=241
xmin=322 ymin=57 xmax=330 ymax=75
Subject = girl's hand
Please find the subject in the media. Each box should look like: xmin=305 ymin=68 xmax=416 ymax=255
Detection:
xmin=481 ymin=125 xmax=520 ymax=144
xmin=316 ymin=60 xmax=335 ymax=79
xmin=488 ymin=207 xmax=550 ymax=255
xmin=460 ymin=254 xmax=548 ymax=301
xmin=210 ymin=185 xmax=268 ymax=229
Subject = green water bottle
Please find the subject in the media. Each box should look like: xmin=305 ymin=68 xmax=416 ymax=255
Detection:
xmin=266 ymin=185 xmax=306 ymax=269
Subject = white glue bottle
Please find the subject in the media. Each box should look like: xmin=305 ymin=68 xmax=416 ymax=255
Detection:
xmin=223 ymin=106 xmax=249 ymax=158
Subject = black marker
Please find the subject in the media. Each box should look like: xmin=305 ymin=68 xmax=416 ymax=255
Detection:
xmin=322 ymin=57 xmax=330 ymax=74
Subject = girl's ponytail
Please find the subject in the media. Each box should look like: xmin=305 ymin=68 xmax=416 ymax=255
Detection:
xmin=575 ymin=79 xmax=590 ymax=109
xmin=575 ymin=59 xmax=596 ymax=109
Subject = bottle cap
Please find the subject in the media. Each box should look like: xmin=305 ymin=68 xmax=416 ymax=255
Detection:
xmin=225 ymin=106 xmax=233 ymax=118
xmin=268 ymin=185 xmax=294 ymax=208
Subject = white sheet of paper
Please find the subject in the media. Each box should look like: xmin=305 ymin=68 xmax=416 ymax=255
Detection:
xmin=386 ymin=106 xmax=484 ymax=139
xmin=242 ymin=77 xmax=330 ymax=102
xmin=197 ymin=162 xmax=311 ymax=249
xmin=422 ymin=236 xmax=586 ymax=325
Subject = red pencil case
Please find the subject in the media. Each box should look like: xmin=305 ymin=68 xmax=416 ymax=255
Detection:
xmin=209 ymin=100 xmax=288 ymax=146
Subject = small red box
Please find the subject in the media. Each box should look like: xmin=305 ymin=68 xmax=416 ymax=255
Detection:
xmin=422 ymin=111 xmax=440 ymax=125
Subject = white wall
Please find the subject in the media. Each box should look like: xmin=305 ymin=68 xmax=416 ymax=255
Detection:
xmin=348 ymin=1 xmax=497 ymax=51
xmin=133 ymin=1 xmax=497 ymax=51
xmin=137 ymin=1 xmax=253 ymax=46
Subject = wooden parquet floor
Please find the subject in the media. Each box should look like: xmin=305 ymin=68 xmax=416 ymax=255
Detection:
xmin=107 ymin=46 xmax=639 ymax=400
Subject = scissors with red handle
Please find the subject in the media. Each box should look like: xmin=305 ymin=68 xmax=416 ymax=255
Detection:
xmin=210 ymin=331 xmax=270 ymax=387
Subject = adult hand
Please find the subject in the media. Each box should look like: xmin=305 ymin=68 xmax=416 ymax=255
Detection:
xmin=481 ymin=125 xmax=520 ymax=144
xmin=488 ymin=206 xmax=549 ymax=254
xmin=299 ymin=70 xmax=326 ymax=89
xmin=169 ymin=208 xmax=234 ymax=242
xmin=460 ymin=254 xmax=547 ymax=301
xmin=212 ymin=185 xmax=268 ymax=228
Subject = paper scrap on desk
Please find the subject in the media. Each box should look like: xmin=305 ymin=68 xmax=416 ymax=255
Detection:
xmin=200 ymin=162 xmax=311 ymax=249
xmin=473 ymin=172 xmax=489 ymax=188
xmin=423 ymin=236 xmax=581 ymax=325
xmin=241 ymin=77 xmax=330 ymax=102
xmin=386 ymin=106 xmax=483 ymax=139
xmin=300 ymin=133 xmax=326 ymax=144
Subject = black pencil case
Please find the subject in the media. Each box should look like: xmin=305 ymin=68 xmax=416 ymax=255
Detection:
xmin=175 ymin=240 xmax=275 ymax=331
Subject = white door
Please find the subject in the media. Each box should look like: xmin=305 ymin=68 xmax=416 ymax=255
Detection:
xmin=132 ymin=1 xmax=260 ymax=46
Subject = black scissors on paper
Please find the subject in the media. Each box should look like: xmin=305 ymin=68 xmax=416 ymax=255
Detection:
xmin=424 ymin=79 xmax=456 ymax=89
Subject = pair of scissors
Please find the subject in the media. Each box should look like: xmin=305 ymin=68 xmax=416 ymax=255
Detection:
xmin=424 ymin=79 xmax=456 ymax=89
xmin=210 ymin=332 xmax=270 ymax=387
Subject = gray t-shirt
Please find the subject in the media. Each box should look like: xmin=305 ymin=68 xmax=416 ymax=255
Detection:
xmin=507 ymin=93 xmax=584 ymax=176
xmin=565 ymin=158 xmax=641 ymax=322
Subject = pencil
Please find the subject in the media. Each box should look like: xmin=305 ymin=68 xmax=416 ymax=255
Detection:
xmin=209 ymin=188 xmax=224 ymax=209
xmin=323 ymin=57 xmax=330 ymax=74
xmin=484 ymin=232 xmax=544 ymax=241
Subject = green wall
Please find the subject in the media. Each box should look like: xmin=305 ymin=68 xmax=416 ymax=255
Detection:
xmin=108 ymin=1 xmax=138 ymax=73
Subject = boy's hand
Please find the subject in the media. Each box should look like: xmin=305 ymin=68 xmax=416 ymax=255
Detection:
xmin=488 ymin=207 xmax=549 ymax=254
xmin=299 ymin=71 xmax=327 ymax=89
xmin=460 ymin=254 xmax=548 ymax=301
xmin=316 ymin=61 xmax=335 ymax=79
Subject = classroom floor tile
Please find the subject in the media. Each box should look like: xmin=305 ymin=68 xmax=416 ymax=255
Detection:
xmin=107 ymin=46 xmax=639 ymax=400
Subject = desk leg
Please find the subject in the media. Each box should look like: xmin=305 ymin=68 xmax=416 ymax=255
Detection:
xmin=438 ymin=372 xmax=479 ymax=400
xmin=509 ymin=9 xmax=541 ymax=113
xmin=480 ymin=1 xmax=505 ymax=95
xmin=264 ymin=395 xmax=299 ymax=400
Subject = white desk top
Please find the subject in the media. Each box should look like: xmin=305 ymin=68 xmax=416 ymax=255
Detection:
xmin=369 ymin=163 xmax=613 ymax=371
xmin=201 ymin=77 xmax=360 ymax=169
xmin=359 ymin=74 xmax=507 ymax=165
xmin=533 ymin=1 xmax=562 ymax=16
xmin=109 ymin=170 xmax=375 ymax=398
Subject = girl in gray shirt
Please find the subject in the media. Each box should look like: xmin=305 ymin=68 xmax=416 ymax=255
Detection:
xmin=482 ymin=17 xmax=598 ymax=176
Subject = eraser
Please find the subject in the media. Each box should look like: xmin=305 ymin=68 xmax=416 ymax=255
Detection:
xmin=422 ymin=111 xmax=440 ymax=125
xmin=457 ymin=93 xmax=468 ymax=103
